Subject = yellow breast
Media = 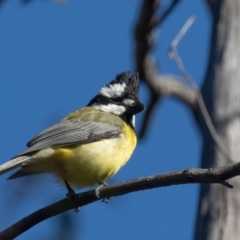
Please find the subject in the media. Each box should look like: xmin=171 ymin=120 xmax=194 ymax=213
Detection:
xmin=52 ymin=122 xmax=137 ymax=188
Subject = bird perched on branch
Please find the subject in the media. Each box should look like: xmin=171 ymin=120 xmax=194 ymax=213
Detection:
xmin=0 ymin=71 xmax=144 ymax=195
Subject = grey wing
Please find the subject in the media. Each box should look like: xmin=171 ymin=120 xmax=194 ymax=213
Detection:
xmin=15 ymin=120 xmax=122 ymax=157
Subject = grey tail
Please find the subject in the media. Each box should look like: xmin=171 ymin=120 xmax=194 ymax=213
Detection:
xmin=0 ymin=156 xmax=30 ymax=176
xmin=8 ymin=170 xmax=32 ymax=180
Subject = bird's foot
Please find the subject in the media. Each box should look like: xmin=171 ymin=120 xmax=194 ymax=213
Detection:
xmin=95 ymin=180 xmax=108 ymax=198
xmin=64 ymin=180 xmax=81 ymax=212
xmin=95 ymin=179 xmax=111 ymax=203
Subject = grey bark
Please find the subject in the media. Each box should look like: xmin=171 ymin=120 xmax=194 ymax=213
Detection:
xmin=195 ymin=0 xmax=240 ymax=239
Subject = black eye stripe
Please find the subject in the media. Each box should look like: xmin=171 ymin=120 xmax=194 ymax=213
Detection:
xmin=98 ymin=95 xmax=112 ymax=104
xmin=112 ymin=96 xmax=124 ymax=102
xmin=98 ymin=94 xmax=127 ymax=103
xmin=92 ymin=95 xmax=125 ymax=105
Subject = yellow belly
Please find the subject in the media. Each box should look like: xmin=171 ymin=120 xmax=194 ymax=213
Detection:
xmin=52 ymin=123 xmax=136 ymax=188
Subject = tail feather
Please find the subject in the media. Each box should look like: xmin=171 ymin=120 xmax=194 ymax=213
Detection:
xmin=0 ymin=156 xmax=30 ymax=175
xmin=8 ymin=169 xmax=34 ymax=180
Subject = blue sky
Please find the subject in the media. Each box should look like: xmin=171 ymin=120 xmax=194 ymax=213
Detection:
xmin=0 ymin=1 xmax=211 ymax=239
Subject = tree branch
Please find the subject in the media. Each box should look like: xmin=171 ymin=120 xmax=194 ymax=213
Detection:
xmin=1 ymin=162 xmax=240 ymax=240
xmin=134 ymin=0 xmax=196 ymax=138
xmin=168 ymin=16 xmax=234 ymax=164
xmin=159 ymin=0 xmax=180 ymax=24
xmin=139 ymin=74 xmax=197 ymax=138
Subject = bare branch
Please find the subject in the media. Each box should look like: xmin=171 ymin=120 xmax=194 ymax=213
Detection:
xmin=1 ymin=162 xmax=240 ymax=240
xmin=139 ymin=74 xmax=197 ymax=138
xmin=134 ymin=0 xmax=196 ymax=138
xmin=150 ymin=74 xmax=196 ymax=105
xmin=159 ymin=0 xmax=180 ymax=24
xmin=168 ymin=16 xmax=197 ymax=89
xmin=168 ymin=16 xmax=234 ymax=164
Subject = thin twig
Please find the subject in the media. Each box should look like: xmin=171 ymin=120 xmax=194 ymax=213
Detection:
xmin=168 ymin=16 xmax=234 ymax=164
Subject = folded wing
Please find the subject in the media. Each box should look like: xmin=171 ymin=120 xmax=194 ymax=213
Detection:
xmin=0 ymin=120 xmax=121 ymax=175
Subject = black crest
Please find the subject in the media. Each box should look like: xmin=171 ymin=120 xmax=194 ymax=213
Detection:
xmin=107 ymin=71 xmax=140 ymax=100
xmin=87 ymin=71 xmax=140 ymax=106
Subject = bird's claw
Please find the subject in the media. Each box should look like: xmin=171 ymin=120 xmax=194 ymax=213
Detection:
xmin=65 ymin=180 xmax=81 ymax=212
xmin=95 ymin=179 xmax=108 ymax=198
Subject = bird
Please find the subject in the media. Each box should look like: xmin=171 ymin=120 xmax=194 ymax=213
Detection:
xmin=0 ymin=71 xmax=144 ymax=195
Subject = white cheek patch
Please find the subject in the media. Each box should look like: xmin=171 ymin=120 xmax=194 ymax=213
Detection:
xmin=99 ymin=83 xmax=126 ymax=98
xmin=123 ymin=98 xmax=135 ymax=106
xmin=93 ymin=103 xmax=126 ymax=115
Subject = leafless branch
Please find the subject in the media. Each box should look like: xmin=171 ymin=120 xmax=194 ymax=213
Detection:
xmin=135 ymin=0 xmax=197 ymax=138
xmin=168 ymin=16 xmax=196 ymax=89
xmin=139 ymin=74 xmax=197 ymax=138
xmin=1 ymin=162 xmax=240 ymax=240
xmin=159 ymin=0 xmax=180 ymax=24
xmin=168 ymin=16 xmax=234 ymax=163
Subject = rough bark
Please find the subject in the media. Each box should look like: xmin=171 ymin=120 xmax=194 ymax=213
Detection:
xmin=195 ymin=0 xmax=240 ymax=239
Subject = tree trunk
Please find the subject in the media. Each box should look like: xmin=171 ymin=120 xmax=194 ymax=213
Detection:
xmin=195 ymin=0 xmax=240 ymax=239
